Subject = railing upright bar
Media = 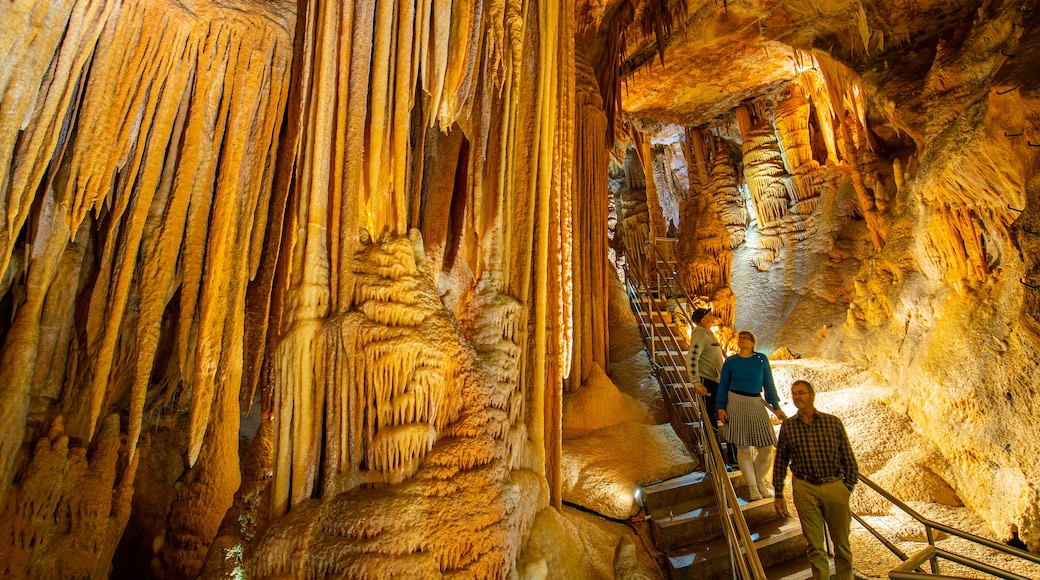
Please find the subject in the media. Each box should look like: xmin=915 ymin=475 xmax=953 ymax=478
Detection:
xmin=890 ymin=546 xmax=938 ymax=576
xmin=925 ymin=527 xmax=940 ymax=575
xmin=850 ymin=513 xmax=912 ymax=563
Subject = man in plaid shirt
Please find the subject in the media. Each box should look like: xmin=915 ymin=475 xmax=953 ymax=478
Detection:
xmin=773 ymin=380 xmax=859 ymax=580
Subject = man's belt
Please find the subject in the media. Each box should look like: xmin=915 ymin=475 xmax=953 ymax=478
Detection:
xmin=794 ymin=473 xmax=841 ymax=485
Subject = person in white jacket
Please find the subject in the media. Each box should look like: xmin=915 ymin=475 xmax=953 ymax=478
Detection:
xmin=685 ymin=307 xmax=734 ymax=465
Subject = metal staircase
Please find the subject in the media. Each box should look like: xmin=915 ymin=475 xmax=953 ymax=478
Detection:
xmin=623 ymin=243 xmax=807 ymax=579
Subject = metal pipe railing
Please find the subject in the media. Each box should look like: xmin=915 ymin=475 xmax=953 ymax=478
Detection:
xmin=855 ymin=474 xmax=1040 ymax=579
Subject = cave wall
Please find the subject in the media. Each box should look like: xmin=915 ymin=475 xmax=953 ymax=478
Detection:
xmin=632 ymin=0 xmax=1040 ymax=550
xmin=4 ymin=0 xmax=1040 ymax=576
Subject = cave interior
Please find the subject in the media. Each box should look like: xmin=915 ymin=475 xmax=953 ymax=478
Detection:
xmin=1 ymin=0 xmax=1040 ymax=577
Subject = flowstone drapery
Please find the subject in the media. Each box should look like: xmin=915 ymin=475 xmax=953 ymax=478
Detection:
xmin=1 ymin=1 xmax=293 ymax=575
xmin=256 ymin=233 xmax=543 ymax=578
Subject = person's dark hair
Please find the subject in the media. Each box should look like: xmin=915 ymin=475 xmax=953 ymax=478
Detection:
xmin=690 ymin=307 xmax=711 ymax=324
xmin=792 ymin=380 xmax=814 ymax=393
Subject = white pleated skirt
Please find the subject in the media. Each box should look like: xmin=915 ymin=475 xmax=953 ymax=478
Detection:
xmin=726 ymin=392 xmax=776 ymax=447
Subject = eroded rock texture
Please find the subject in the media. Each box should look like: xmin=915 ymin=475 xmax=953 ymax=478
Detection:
xmin=2 ymin=0 xmax=1040 ymax=576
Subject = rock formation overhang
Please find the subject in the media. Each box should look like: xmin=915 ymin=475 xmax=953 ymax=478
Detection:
xmin=580 ymin=0 xmax=981 ymax=128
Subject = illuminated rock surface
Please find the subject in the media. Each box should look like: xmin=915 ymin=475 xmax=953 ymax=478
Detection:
xmin=1 ymin=0 xmax=1039 ymax=577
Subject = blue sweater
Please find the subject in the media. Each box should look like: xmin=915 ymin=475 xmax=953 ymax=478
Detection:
xmin=717 ymin=352 xmax=781 ymax=411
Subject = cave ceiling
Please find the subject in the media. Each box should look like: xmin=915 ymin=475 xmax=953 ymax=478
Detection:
xmin=578 ymin=0 xmax=979 ymax=127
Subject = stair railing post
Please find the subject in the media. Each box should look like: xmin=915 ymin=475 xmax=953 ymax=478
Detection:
xmin=649 ymin=281 xmax=656 ymax=364
xmin=925 ymin=526 xmax=940 ymax=574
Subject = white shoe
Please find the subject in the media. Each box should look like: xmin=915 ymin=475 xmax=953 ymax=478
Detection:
xmin=748 ymin=488 xmax=763 ymax=501
xmin=758 ymin=483 xmax=773 ymax=498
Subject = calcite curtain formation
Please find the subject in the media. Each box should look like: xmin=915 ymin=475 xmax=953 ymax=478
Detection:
xmin=1 ymin=0 xmax=295 ymax=575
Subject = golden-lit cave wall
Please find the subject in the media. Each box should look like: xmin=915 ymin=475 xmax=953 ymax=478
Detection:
xmin=0 ymin=1 xmax=296 ymax=576
xmin=0 ymin=0 xmax=614 ymax=577
xmin=835 ymin=4 xmax=1040 ymax=549
xmin=644 ymin=8 xmax=1040 ymax=548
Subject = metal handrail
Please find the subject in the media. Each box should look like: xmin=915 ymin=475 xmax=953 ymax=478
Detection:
xmin=625 ymin=262 xmax=766 ymax=580
xmin=854 ymin=475 xmax=1040 ymax=579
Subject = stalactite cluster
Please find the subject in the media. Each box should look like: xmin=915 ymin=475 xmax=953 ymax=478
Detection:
xmin=774 ymin=83 xmax=821 ymax=202
xmin=257 ymin=0 xmax=579 ymax=573
xmin=256 ymin=233 xmax=543 ymax=578
xmin=737 ymin=102 xmax=793 ymax=232
xmin=1 ymin=1 xmax=293 ymax=575
xmin=681 ymin=194 xmax=732 ymax=300
xmin=916 ymin=130 xmax=1026 ymax=287
xmin=735 ymin=101 xmax=797 ymax=270
xmin=666 ymin=63 xmax=857 ymax=277
xmin=1 ymin=0 xmax=586 ymax=574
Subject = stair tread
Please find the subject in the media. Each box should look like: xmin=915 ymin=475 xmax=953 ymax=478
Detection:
xmin=654 ymin=497 xmax=776 ymax=528
xmin=750 ymin=517 xmax=804 ymax=547
xmin=665 ymin=516 xmax=804 ymax=565
xmin=639 ymin=471 xmax=708 ymax=495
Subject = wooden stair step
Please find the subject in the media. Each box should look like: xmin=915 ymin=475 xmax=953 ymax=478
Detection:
xmin=638 ymin=472 xmax=712 ymax=515
xmin=665 ymin=516 xmax=807 ymax=580
xmin=652 ymin=496 xmax=783 ymax=550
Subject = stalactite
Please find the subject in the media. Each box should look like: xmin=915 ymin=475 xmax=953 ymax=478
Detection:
xmin=594 ymin=0 xmax=634 ymax=148
xmin=0 ymin=0 xmax=110 ymax=277
xmin=793 ymin=53 xmax=840 ymax=165
xmin=0 ymin=0 xmax=293 ymax=516
xmin=707 ymin=134 xmax=748 ymax=249
xmin=774 ymin=82 xmax=820 ymax=202
xmin=738 ymin=103 xmax=792 ymax=231
xmin=807 ymin=49 xmax=886 ymax=249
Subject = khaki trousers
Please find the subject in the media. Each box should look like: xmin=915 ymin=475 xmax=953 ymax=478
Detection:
xmin=792 ymin=478 xmax=853 ymax=580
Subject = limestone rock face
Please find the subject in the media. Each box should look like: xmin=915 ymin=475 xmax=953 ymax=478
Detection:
xmin=2 ymin=0 xmax=1040 ymax=576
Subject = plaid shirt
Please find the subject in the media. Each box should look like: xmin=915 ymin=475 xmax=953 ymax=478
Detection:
xmin=773 ymin=410 xmax=859 ymax=495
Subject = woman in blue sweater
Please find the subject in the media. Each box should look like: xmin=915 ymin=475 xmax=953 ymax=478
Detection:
xmin=717 ymin=330 xmax=787 ymax=500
